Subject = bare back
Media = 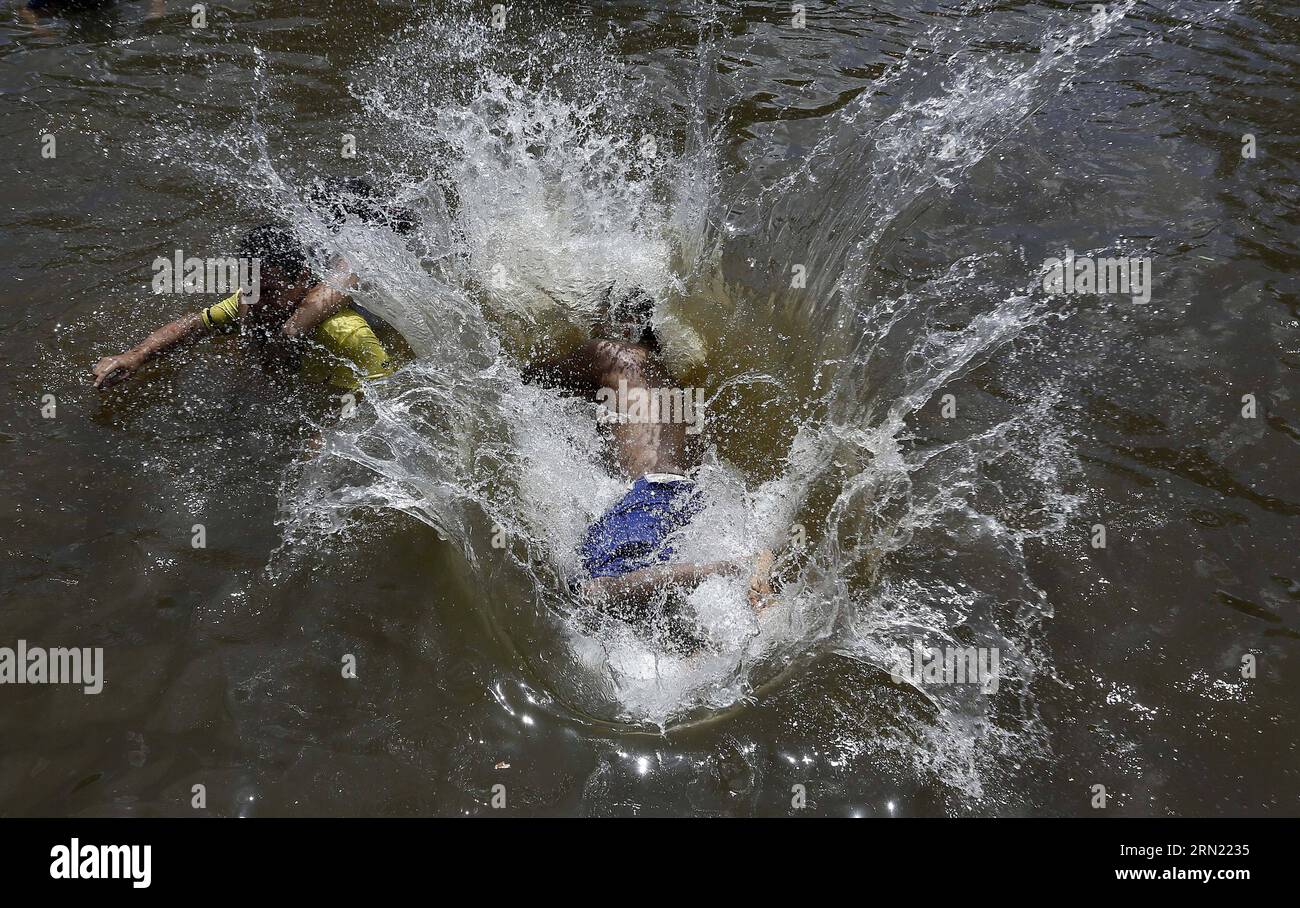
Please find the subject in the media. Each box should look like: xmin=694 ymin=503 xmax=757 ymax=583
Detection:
xmin=528 ymin=338 xmax=698 ymax=480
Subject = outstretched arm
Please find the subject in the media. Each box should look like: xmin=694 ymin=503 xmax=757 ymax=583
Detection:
xmin=92 ymin=311 xmax=210 ymax=388
xmin=578 ymin=551 xmax=775 ymax=613
xmin=280 ymin=255 xmax=358 ymax=339
xmin=579 ymin=561 xmax=739 ymax=612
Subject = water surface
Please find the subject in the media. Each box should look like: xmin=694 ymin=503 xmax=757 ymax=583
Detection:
xmin=1 ymin=0 xmax=1297 ymax=816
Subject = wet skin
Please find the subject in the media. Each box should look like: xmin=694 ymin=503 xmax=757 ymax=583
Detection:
xmin=526 ymin=336 xmax=695 ymax=480
xmin=524 ymin=335 xmax=771 ymax=610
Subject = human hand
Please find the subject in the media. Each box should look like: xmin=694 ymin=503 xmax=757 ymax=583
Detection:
xmin=92 ymin=352 xmax=143 ymax=389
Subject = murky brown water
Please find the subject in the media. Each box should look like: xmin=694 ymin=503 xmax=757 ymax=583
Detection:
xmin=1 ymin=0 xmax=1297 ymax=816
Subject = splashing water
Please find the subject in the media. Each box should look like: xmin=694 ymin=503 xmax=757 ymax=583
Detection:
xmin=150 ymin=0 xmax=1237 ymax=796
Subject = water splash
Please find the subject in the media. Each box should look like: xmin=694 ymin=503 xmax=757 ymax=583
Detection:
xmin=147 ymin=1 xmax=1232 ymax=797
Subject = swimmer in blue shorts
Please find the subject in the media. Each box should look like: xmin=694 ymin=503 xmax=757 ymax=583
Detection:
xmin=523 ymin=288 xmax=774 ymax=623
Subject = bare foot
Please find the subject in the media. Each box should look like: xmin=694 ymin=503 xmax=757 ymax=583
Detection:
xmin=747 ymin=549 xmax=775 ymax=612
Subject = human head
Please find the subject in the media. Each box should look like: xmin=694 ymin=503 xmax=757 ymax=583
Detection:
xmin=594 ymin=285 xmax=659 ymax=351
xmin=236 ymin=223 xmax=314 ymax=333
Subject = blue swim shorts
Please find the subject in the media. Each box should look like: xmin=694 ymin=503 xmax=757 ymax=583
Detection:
xmin=579 ymin=474 xmax=702 ymax=579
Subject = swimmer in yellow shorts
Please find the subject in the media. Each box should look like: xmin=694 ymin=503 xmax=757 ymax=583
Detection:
xmin=92 ymin=223 xmax=395 ymax=393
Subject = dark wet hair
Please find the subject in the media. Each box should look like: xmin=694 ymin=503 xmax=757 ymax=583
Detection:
xmin=309 ymin=176 xmax=417 ymax=236
xmin=599 ymin=285 xmax=660 ymax=352
xmin=231 ymin=224 xmax=314 ymax=352
xmin=237 ymin=223 xmax=310 ymax=280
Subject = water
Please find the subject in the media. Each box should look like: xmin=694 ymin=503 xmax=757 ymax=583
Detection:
xmin=1 ymin=0 xmax=1297 ymax=815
